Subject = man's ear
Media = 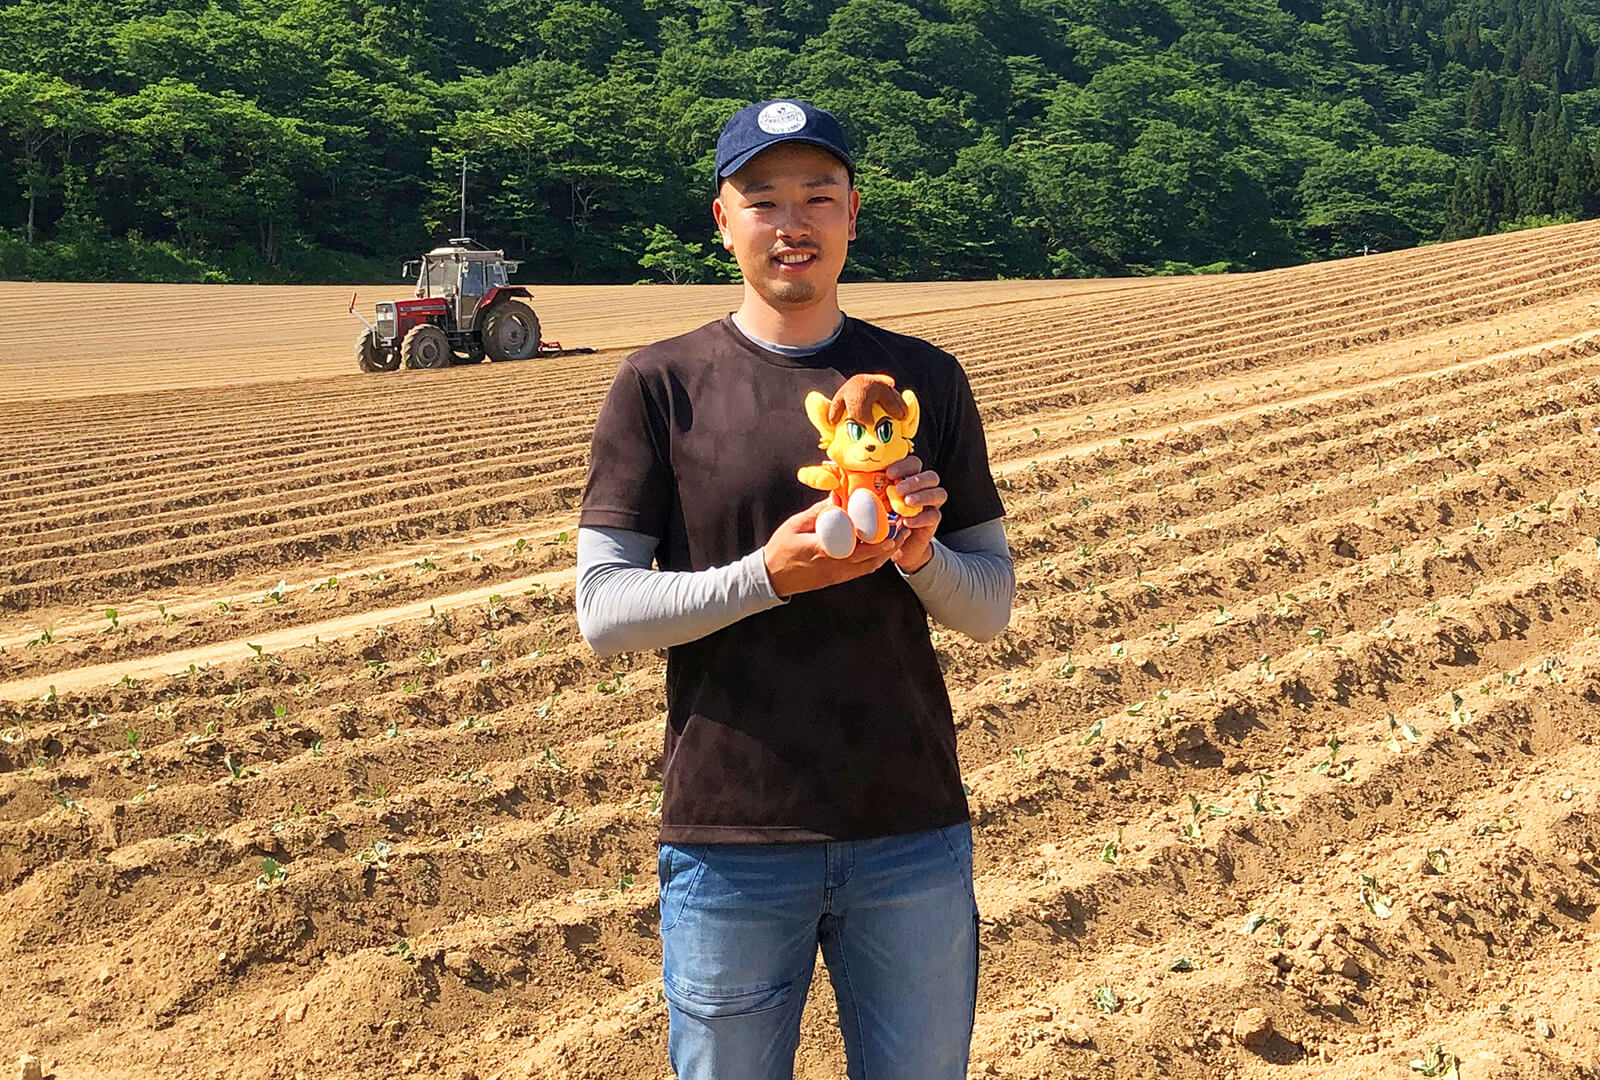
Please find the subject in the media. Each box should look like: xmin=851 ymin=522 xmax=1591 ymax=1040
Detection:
xmin=847 ymin=185 xmax=860 ymax=242
xmin=805 ymin=391 xmax=836 ymax=443
xmin=712 ymin=195 xmax=733 ymax=250
xmin=901 ymin=388 xmax=920 ymax=439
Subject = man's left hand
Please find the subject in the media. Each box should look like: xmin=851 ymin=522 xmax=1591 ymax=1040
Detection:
xmin=886 ymin=456 xmax=946 ymax=573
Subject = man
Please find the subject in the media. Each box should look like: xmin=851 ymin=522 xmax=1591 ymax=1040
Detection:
xmin=575 ymin=98 xmax=1014 ymax=1080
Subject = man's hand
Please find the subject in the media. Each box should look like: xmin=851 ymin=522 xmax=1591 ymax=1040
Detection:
xmin=762 ymin=498 xmax=906 ymax=599
xmin=886 ymin=456 xmax=947 ymax=573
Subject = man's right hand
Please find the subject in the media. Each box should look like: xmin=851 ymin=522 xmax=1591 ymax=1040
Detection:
xmin=762 ymin=498 xmax=905 ymax=599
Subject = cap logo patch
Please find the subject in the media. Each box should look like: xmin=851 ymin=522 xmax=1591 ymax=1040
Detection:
xmin=757 ymin=102 xmax=807 ymax=134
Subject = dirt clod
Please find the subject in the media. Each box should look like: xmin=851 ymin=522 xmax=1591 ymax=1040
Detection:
xmin=1233 ymin=1008 xmax=1274 ymax=1047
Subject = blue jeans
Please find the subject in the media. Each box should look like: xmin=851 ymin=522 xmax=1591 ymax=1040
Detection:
xmin=658 ymin=822 xmax=979 ymax=1080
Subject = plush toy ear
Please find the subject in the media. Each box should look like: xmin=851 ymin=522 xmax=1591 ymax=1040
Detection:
xmin=900 ymin=388 xmax=921 ymax=439
xmin=804 ymin=390 xmax=835 ymax=445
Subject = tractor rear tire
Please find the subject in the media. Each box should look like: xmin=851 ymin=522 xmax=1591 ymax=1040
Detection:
xmin=400 ymin=324 xmax=452 ymax=371
xmin=482 ymin=300 xmax=542 ymax=362
xmin=356 ymin=329 xmax=398 ymax=373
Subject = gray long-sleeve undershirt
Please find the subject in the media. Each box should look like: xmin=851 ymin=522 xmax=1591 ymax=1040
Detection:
xmin=576 ymin=518 xmax=1014 ymax=657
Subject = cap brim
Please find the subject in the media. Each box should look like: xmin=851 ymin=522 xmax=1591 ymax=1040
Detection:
xmin=717 ymin=136 xmax=855 ymax=183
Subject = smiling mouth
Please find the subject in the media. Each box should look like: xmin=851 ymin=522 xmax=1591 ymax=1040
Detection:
xmin=773 ymin=250 xmax=818 ymax=269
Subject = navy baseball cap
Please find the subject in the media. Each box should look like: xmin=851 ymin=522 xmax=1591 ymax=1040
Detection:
xmin=715 ymin=99 xmax=855 ymax=187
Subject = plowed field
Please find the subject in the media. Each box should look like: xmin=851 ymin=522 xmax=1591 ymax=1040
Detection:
xmin=5 ymin=221 xmax=1600 ymax=1080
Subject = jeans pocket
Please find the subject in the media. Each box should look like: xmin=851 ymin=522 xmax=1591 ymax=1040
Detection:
xmin=657 ymin=844 xmax=704 ymax=934
xmin=936 ymin=822 xmax=978 ymax=911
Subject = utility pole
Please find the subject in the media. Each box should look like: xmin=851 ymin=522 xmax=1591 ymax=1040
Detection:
xmin=459 ymin=154 xmax=469 ymax=238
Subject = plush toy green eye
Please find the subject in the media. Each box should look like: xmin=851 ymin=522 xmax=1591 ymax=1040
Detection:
xmin=846 ymin=420 xmax=865 ymax=441
xmin=876 ymin=419 xmax=894 ymax=443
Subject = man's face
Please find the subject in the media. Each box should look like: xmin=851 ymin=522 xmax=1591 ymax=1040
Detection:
xmin=713 ymin=142 xmax=859 ymax=307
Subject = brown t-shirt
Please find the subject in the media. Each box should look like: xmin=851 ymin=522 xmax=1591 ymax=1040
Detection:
xmin=579 ymin=314 xmax=1004 ymax=844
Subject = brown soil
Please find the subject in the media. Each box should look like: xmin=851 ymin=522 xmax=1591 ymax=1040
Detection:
xmin=5 ymin=221 xmax=1600 ymax=1080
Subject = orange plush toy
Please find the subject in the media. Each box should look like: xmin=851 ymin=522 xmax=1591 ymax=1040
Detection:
xmin=798 ymin=373 xmax=925 ymax=558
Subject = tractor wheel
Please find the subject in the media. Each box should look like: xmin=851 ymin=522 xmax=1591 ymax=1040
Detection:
xmin=355 ymin=329 xmax=398 ymax=373
xmin=482 ymin=300 xmax=542 ymax=362
xmin=400 ymin=323 xmax=452 ymax=370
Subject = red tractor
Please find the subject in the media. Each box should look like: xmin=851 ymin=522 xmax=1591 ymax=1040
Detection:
xmin=350 ymin=239 xmax=550 ymax=372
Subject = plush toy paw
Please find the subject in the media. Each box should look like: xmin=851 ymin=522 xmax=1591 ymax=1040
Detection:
xmin=848 ymin=487 xmax=887 ymax=542
xmin=816 ymin=506 xmax=857 ymax=558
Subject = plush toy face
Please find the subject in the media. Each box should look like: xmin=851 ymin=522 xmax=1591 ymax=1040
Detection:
xmin=804 ymin=374 xmax=920 ymax=473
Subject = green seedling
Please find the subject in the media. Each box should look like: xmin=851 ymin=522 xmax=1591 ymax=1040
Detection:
xmin=309 ymin=576 xmax=339 ymax=593
xmin=401 ymin=679 xmax=419 ymax=694
xmin=1012 ymin=747 xmax=1028 ymax=764
xmin=413 ymin=557 xmax=438 ymax=572
xmin=52 ymin=792 xmax=88 ymax=815
xmin=1109 ymin=643 xmax=1126 ymax=660
xmin=131 ymin=782 xmax=157 ymax=804
xmin=1472 ymin=815 xmax=1514 ymax=836
xmin=511 ymin=537 xmax=529 ymax=555
xmin=125 ymin=729 xmax=141 ymax=761
xmin=616 ymin=871 xmax=635 ymax=894
xmin=1169 ymin=956 xmax=1197 ymax=972
xmin=246 ymin=643 xmax=279 ymax=666
xmin=1090 ymin=983 xmax=1121 ymax=1014
xmin=272 ymin=702 xmax=288 ymax=721
xmin=1310 ymin=736 xmax=1350 ymax=779
xmin=255 ymin=857 xmax=288 ymax=889
xmin=1446 ymin=691 xmax=1470 ymax=726
xmin=542 ymin=746 xmax=568 ymax=774
xmin=1388 ymin=712 xmax=1421 ymax=744
xmin=597 ymin=672 xmax=627 ymax=695
xmin=223 ymin=755 xmax=257 ymax=782
xmin=1307 ymin=626 xmax=1328 ymax=645
xmin=649 ymin=784 xmax=663 ymax=815
xmin=104 ymin=608 xmax=119 ymax=631
xmin=38 ymin=685 xmax=58 ymax=704
xmin=1053 ymin=652 xmax=1078 ymax=679
xmin=366 ymin=660 xmax=388 ymax=678
xmin=310 ymin=738 xmax=324 ymax=756
xmin=1126 ymin=701 xmax=1146 ymax=717
xmin=1100 ymin=827 xmax=1123 ymax=864
xmin=357 ymin=839 xmax=393 ymax=871
xmin=458 ymin=715 xmax=485 ymax=731
xmin=1248 ymin=772 xmax=1279 ymax=814
xmin=25 ymin=627 xmax=53 ymax=647
xmin=1357 ymin=873 xmax=1394 ymax=918
xmin=1408 ymin=1044 xmax=1459 ymax=1077
xmin=480 ymin=657 xmax=494 ymax=673
xmin=1182 ymin=795 xmax=1228 ymax=840
xmin=158 ymin=603 xmax=178 ymax=624
xmin=1078 ymin=717 xmax=1104 ymax=745
xmin=117 ymin=674 xmax=139 ymax=689
xmin=418 ymin=647 xmax=439 ymax=667
xmin=384 ymin=720 xmax=398 ymax=738
xmin=261 ymin=580 xmax=287 ymax=605
xmin=387 ymin=938 xmax=414 ymax=961
xmin=535 ymin=690 xmax=560 ymax=720
xmin=1424 ymin=849 xmax=1449 ymax=874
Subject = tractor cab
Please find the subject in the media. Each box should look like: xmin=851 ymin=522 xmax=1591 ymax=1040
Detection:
xmin=403 ymin=238 xmax=522 ymax=331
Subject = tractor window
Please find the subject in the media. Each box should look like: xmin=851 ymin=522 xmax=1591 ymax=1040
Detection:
xmin=461 ymin=260 xmax=487 ymax=297
xmin=422 ymin=259 xmax=452 ymax=295
xmin=486 ymin=263 xmax=508 ymax=288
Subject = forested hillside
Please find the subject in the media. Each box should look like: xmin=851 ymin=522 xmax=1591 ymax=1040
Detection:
xmin=5 ymin=0 xmax=1600 ymax=283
